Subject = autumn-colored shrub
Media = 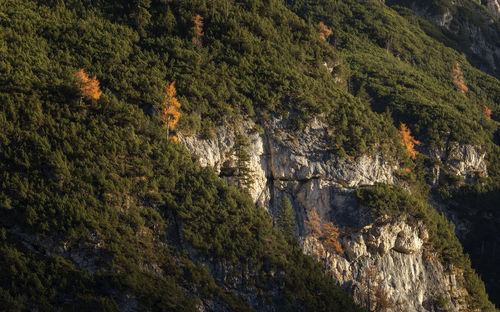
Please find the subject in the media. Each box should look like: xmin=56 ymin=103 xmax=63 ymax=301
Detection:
xmin=484 ymin=105 xmax=492 ymax=120
xmin=192 ymin=14 xmax=204 ymax=47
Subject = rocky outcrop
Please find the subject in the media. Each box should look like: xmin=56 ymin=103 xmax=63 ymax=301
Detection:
xmin=180 ymin=117 xmax=398 ymax=212
xmin=180 ymin=117 xmax=475 ymax=311
xmin=427 ymin=141 xmax=487 ymax=184
xmin=302 ymin=216 xmax=467 ymax=312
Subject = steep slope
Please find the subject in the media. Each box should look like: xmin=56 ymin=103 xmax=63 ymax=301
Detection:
xmin=284 ymin=2 xmax=500 ymax=308
xmin=382 ymin=0 xmax=500 ymax=305
xmin=387 ymin=0 xmax=500 ymax=78
xmin=0 ymin=1 xmax=367 ymax=311
xmin=1 ymin=0 xmax=499 ymax=311
xmin=182 ymin=0 xmax=500 ymax=310
xmin=181 ymin=115 xmax=490 ymax=311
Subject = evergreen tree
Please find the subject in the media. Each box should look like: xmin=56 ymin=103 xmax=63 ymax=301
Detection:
xmin=233 ymin=134 xmax=253 ymax=191
xmin=133 ymin=0 xmax=151 ymax=37
xmin=278 ymin=195 xmax=296 ymax=242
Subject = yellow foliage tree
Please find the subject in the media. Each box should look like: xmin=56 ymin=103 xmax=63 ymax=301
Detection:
xmin=192 ymin=14 xmax=204 ymax=47
xmin=306 ymin=210 xmax=343 ymax=255
xmin=484 ymin=105 xmax=492 ymax=120
xmin=305 ymin=210 xmax=323 ymax=240
xmin=318 ymin=21 xmax=333 ymax=41
xmin=75 ymin=69 xmax=102 ymax=102
xmin=452 ymin=62 xmax=468 ymax=94
xmin=398 ymin=123 xmax=420 ymax=160
xmin=322 ymin=221 xmax=344 ymax=255
xmin=159 ymin=81 xmax=181 ymax=141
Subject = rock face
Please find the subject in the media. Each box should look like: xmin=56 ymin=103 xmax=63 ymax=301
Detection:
xmin=485 ymin=0 xmax=500 ymax=17
xmin=427 ymin=141 xmax=487 ymax=183
xmin=180 ymin=117 xmax=479 ymax=311
xmin=302 ymin=216 xmax=467 ymax=312
xmin=10 ymin=226 xmax=106 ymax=273
xmin=180 ymin=117 xmax=398 ymax=214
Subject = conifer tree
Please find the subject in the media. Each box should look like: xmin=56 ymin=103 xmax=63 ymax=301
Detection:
xmin=398 ymin=123 xmax=420 ymax=160
xmin=233 ymin=134 xmax=253 ymax=191
xmin=158 ymin=81 xmax=181 ymax=141
xmin=318 ymin=21 xmax=333 ymax=41
xmin=306 ymin=210 xmax=323 ymax=240
xmin=483 ymin=105 xmax=492 ymax=120
xmin=192 ymin=14 xmax=204 ymax=47
xmin=322 ymin=221 xmax=343 ymax=255
xmin=133 ymin=0 xmax=152 ymax=37
xmin=452 ymin=62 xmax=468 ymax=94
xmin=306 ymin=209 xmax=343 ymax=255
xmin=75 ymin=69 xmax=102 ymax=103
xmin=278 ymin=195 xmax=296 ymax=241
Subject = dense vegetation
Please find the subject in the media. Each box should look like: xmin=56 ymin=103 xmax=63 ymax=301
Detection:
xmin=0 ymin=0 xmax=369 ymax=310
xmin=287 ymin=0 xmax=499 ymax=146
xmin=388 ymin=0 xmax=500 ymax=78
xmin=383 ymin=0 xmax=500 ymax=304
xmin=1 ymin=0 xmax=500 ymax=310
xmin=287 ymin=1 xmax=500 ymax=306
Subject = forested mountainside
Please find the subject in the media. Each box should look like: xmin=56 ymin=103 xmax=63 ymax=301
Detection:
xmin=0 ymin=0 xmax=499 ymax=311
xmin=386 ymin=0 xmax=500 ymax=305
xmin=387 ymin=0 xmax=500 ymax=78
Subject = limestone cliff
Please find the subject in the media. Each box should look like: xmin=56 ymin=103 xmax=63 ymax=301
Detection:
xmin=302 ymin=216 xmax=467 ymax=312
xmin=426 ymin=141 xmax=487 ymax=185
xmin=180 ymin=117 xmax=486 ymax=311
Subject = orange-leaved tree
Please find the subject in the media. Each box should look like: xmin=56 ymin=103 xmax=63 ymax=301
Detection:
xmin=318 ymin=21 xmax=333 ymax=41
xmin=305 ymin=210 xmax=323 ymax=240
xmin=192 ymin=14 xmax=204 ymax=47
xmin=159 ymin=81 xmax=181 ymax=141
xmin=484 ymin=105 xmax=492 ymax=120
xmin=398 ymin=123 xmax=420 ymax=160
xmin=322 ymin=221 xmax=344 ymax=255
xmin=306 ymin=210 xmax=343 ymax=255
xmin=75 ymin=69 xmax=102 ymax=103
xmin=452 ymin=62 xmax=468 ymax=94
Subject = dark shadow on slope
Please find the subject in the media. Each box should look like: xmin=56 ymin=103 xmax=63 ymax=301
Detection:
xmin=387 ymin=0 xmax=500 ymax=79
xmin=446 ymin=187 xmax=500 ymax=306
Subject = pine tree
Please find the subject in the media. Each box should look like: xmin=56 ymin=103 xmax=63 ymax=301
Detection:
xmin=233 ymin=134 xmax=253 ymax=191
xmin=278 ymin=195 xmax=296 ymax=241
xmin=133 ymin=0 xmax=152 ymax=37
